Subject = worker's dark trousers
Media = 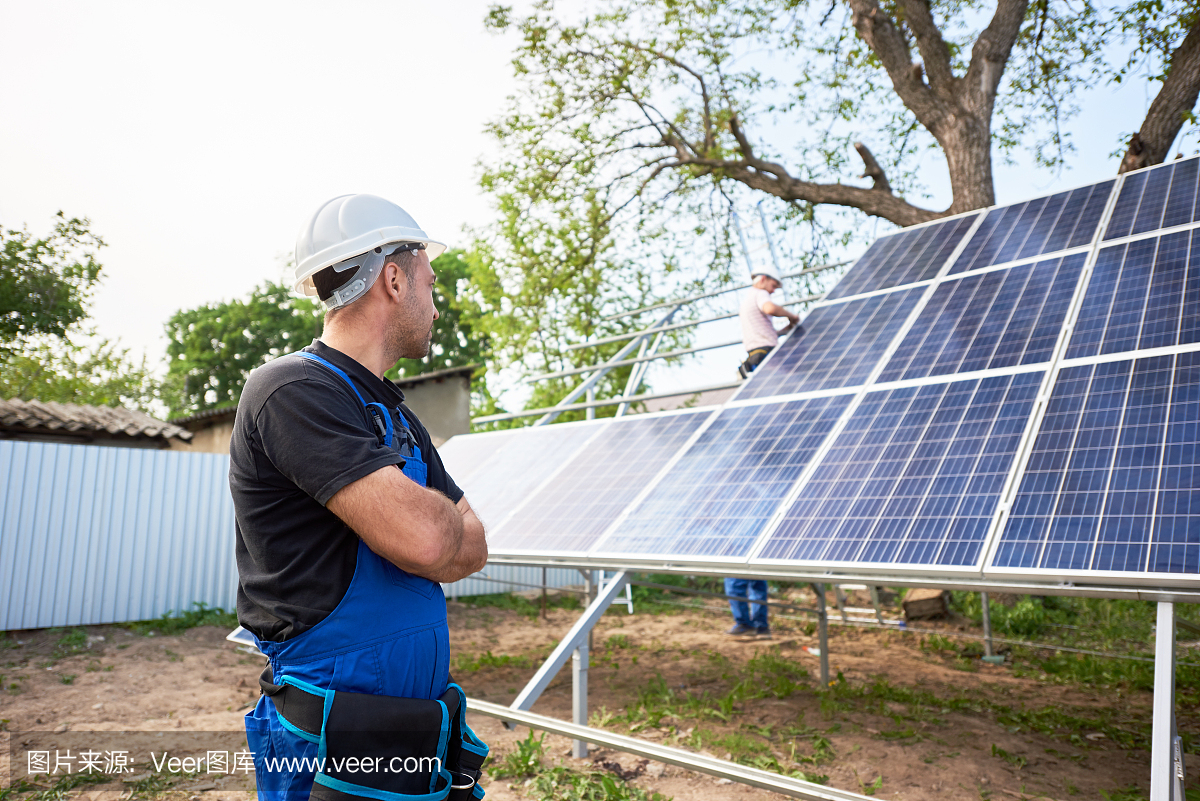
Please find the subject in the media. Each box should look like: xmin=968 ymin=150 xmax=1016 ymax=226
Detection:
xmin=740 ymin=346 xmax=773 ymax=377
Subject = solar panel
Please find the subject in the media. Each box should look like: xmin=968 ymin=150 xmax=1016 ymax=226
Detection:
xmin=446 ymin=420 xmax=609 ymax=530
xmin=825 ymin=214 xmax=978 ymax=300
xmin=737 ymin=287 xmax=925 ymax=400
xmin=439 ymin=429 xmax=520 ymax=487
xmin=592 ymin=395 xmax=854 ymax=559
xmin=989 ymin=352 xmax=1200 ymax=577
xmin=879 ymin=253 xmax=1086 ymax=382
xmin=950 ymin=180 xmax=1114 ymax=275
xmin=1104 ymin=157 xmax=1200 ymax=241
xmin=1066 ymin=229 xmax=1200 ymax=359
xmin=752 ymin=372 xmax=1042 ymax=570
xmin=487 ymin=409 xmax=714 ymax=555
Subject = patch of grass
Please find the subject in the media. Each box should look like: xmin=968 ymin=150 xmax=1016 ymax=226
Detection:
xmin=605 ymin=634 xmax=631 ymax=650
xmin=59 ymin=673 xmax=76 ymax=685
xmin=126 ymin=772 xmax=174 ymax=799
xmin=121 ymin=603 xmax=239 ymax=636
xmin=853 ymin=770 xmax=884 ymax=796
xmin=453 ymin=650 xmax=531 ymax=673
xmin=1099 ymin=787 xmax=1147 ymax=801
xmin=489 ymin=730 xmax=545 ymax=779
xmin=461 ymin=591 xmax=581 ymax=620
xmin=49 ymin=627 xmax=87 ymax=658
xmin=990 ymin=744 xmax=1027 ymax=769
xmin=528 ymin=766 xmax=670 ymax=801
xmin=163 ymin=649 xmax=181 ymax=662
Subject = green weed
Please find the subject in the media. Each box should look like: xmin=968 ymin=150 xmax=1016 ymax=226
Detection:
xmin=990 ymin=744 xmax=1028 ymax=769
xmin=453 ymin=650 xmax=531 ymax=673
xmin=461 ymin=592 xmax=581 ymax=620
xmin=59 ymin=674 xmax=76 ymax=685
xmin=49 ymin=627 xmax=87 ymax=658
xmin=527 ymin=765 xmax=670 ymax=801
xmin=489 ymin=730 xmax=545 ymax=778
xmin=121 ymin=603 xmax=239 ymax=636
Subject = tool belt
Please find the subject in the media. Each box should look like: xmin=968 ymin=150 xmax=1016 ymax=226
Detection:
xmin=259 ymin=666 xmax=487 ymax=801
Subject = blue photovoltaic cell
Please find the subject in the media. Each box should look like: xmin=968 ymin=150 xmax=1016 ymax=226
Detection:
xmin=951 ymin=180 xmax=1114 ymax=275
xmin=1104 ymin=156 xmax=1200 ymax=240
xmin=446 ymin=421 xmax=606 ymax=529
xmin=1066 ymin=229 xmax=1200 ymax=359
xmin=825 ymin=214 xmax=977 ymax=300
xmin=596 ymin=395 xmax=853 ymax=558
xmin=992 ymin=352 xmax=1200 ymax=575
xmin=738 ymin=287 xmax=924 ymax=400
xmin=880 ymin=253 xmax=1086 ymax=383
xmin=439 ymin=430 xmax=520 ymax=487
xmin=488 ymin=410 xmax=711 ymax=554
xmin=756 ymin=373 xmax=1042 ymax=567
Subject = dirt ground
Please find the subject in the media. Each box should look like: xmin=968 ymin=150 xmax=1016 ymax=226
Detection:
xmin=0 ymin=590 xmax=1193 ymax=801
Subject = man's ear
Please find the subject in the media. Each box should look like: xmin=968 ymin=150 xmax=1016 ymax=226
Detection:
xmin=381 ymin=261 xmax=406 ymax=303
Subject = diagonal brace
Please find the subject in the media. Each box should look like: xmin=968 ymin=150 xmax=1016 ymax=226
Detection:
xmin=510 ymin=570 xmax=629 ymax=712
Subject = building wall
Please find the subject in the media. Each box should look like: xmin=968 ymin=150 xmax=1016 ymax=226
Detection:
xmin=169 ymin=420 xmax=235 ymax=454
xmin=399 ymin=375 xmax=471 ymax=447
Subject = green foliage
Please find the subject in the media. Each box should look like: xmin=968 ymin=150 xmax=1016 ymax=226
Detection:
xmin=50 ymin=626 xmax=88 ymax=657
xmin=488 ymin=730 xmax=545 ymax=779
xmin=460 ymin=591 xmax=581 ymax=620
xmin=121 ymin=602 xmax=239 ymax=636
xmin=990 ymin=743 xmax=1028 ymax=769
xmin=453 ymin=650 xmax=532 ymax=673
xmin=0 ymin=332 xmax=157 ymax=411
xmin=0 ymin=213 xmax=103 ymax=356
xmin=163 ymin=281 xmax=323 ymax=416
xmin=528 ymin=765 xmax=670 ymax=801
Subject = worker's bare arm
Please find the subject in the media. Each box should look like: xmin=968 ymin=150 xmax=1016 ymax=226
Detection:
xmin=435 ymin=495 xmax=488 ymax=583
xmin=327 ymin=465 xmax=466 ymax=581
xmin=761 ymin=300 xmax=798 ymax=321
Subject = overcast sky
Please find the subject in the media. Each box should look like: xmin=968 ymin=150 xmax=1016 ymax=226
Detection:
xmin=1 ymin=1 xmax=1186 ymax=385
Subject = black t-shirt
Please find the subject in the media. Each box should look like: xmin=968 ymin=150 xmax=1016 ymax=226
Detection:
xmin=230 ymin=340 xmax=463 ymax=642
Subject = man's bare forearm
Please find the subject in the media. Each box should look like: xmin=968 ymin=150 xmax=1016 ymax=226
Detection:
xmin=416 ymin=497 xmax=488 ymax=583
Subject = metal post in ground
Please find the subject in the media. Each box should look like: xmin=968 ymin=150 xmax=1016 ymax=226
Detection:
xmin=869 ymin=586 xmax=884 ymax=625
xmin=1150 ymin=602 xmax=1184 ymax=801
xmin=811 ymin=583 xmax=830 ymax=687
xmin=572 ymin=640 xmax=590 ymax=758
xmin=981 ymin=592 xmax=994 ymax=658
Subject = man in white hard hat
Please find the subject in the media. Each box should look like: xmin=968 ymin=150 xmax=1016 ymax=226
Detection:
xmin=737 ymin=266 xmax=799 ymax=380
xmin=230 ymin=195 xmax=489 ymax=801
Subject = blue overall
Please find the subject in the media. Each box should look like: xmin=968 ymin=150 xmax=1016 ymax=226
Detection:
xmin=244 ymin=352 xmax=476 ymax=801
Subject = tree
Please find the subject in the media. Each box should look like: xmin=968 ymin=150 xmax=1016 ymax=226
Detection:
xmin=484 ymin=0 xmax=1200 ymax=233
xmin=0 ymin=332 xmax=156 ymax=412
xmin=0 ymin=212 xmax=103 ymax=357
xmin=162 ymin=282 xmax=324 ymax=417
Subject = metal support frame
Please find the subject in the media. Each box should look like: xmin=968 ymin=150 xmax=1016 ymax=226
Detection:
xmin=616 ymin=327 xmax=666 ymax=417
xmin=812 ymin=583 xmax=830 ymax=686
xmin=1151 ymin=602 xmax=1186 ymax=800
xmin=868 ymin=586 xmax=885 ymax=625
xmin=981 ymin=592 xmax=995 ymax=658
xmin=509 ymin=570 xmax=630 ymax=757
xmin=469 ymin=698 xmax=874 ymax=800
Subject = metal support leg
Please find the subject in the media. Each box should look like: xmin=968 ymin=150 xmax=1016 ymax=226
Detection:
xmin=981 ymin=592 xmax=994 ymax=658
xmin=572 ymin=642 xmax=589 ymax=757
xmin=869 ymin=586 xmax=884 ymax=625
xmin=833 ymin=585 xmax=849 ymax=623
xmin=1151 ymin=602 xmax=1184 ymax=801
xmin=511 ymin=571 xmax=629 ymax=713
xmin=811 ymin=583 xmax=830 ymax=687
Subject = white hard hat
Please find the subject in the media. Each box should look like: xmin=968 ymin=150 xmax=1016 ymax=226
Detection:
xmin=294 ymin=194 xmax=447 ymax=302
xmin=751 ymin=265 xmax=783 ymax=284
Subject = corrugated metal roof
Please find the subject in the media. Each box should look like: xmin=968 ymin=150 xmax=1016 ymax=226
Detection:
xmin=0 ymin=398 xmax=193 ymax=444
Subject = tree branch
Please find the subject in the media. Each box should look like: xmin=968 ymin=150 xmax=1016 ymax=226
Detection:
xmin=963 ymin=0 xmax=1031 ymax=115
xmin=854 ymin=142 xmax=893 ymax=193
xmin=846 ymin=0 xmax=944 ymax=129
xmin=896 ymin=0 xmax=956 ymax=96
xmin=1121 ymin=16 xmax=1200 ymax=173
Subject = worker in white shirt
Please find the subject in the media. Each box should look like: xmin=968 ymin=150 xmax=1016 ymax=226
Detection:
xmin=737 ymin=266 xmax=799 ymax=379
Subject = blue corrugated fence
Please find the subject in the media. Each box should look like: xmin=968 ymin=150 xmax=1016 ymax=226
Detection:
xmin=0 ymin=441 xmax=576 ymax=632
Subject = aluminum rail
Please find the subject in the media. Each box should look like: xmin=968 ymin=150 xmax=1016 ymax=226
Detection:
xmin=526 ymin=339 xmax=742 ymax=383
xmin=471 ymin=380 xmax=739 ymax=425
xmin=602 ymin=261 xmax=849 ymax=322
xmin=465 ymin=699 xmax=873 ymax=801
xmin=483 ymin=555 xmax=1200 ymax=604
xmin=565 ymin=295 xmax=823 ymax=353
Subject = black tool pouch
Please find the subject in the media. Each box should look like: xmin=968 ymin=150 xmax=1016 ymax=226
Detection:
xmin=441 ymin=683 xmax=489 ymax=800
xmin=260 ymin=667 xmax=490 ymax=800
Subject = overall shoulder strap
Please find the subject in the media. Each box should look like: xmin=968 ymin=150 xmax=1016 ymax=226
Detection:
xmin=294 ymin=352 xmax=393 ymax=447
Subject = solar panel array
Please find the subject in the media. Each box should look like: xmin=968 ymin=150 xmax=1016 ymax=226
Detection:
xmin=444 ymin=157 xmax=1200 ymax=590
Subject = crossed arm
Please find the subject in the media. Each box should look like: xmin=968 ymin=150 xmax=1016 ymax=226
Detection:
xmin=327 ymin=465 xmax=488 ymax=584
